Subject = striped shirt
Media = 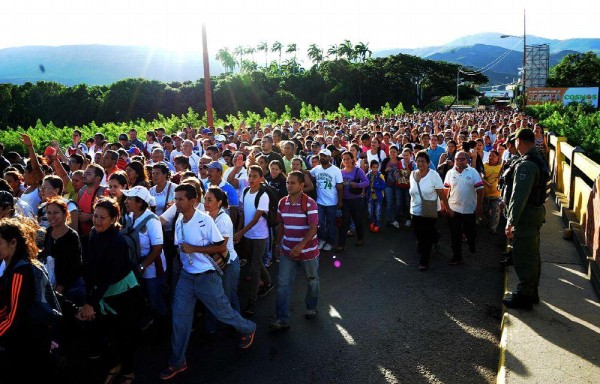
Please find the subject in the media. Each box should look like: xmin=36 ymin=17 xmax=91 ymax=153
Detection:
xmin=277 ymin=194 xmax=319 ymax=261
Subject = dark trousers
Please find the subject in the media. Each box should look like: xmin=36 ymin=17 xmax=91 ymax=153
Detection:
xmin=338 ymin=198 xmax=365 ymax=247
xmin=102 ymin=286 xmax=144 ymax=375
xmin=412 ymin=215 xmax=437 ymax=266
xmin=448 ymin=212 xmax=477 ymax=260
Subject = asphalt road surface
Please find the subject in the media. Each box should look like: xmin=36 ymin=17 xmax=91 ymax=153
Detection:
xmin=70 ymin=218 xmax=504 ymax=384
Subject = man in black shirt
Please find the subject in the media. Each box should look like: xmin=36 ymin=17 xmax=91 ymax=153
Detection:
xmin=260 ymin=135 xmax=285 ymax=171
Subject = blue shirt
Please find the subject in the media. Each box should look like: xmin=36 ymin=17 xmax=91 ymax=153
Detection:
xmin=204 ymin=180 xmax=239 ymax=207
xmin=427 ymin=146 xmax=445 ymax=170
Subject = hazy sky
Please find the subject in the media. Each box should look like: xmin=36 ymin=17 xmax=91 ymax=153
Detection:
xmin=2 ymin=0 xmax=598 ymax=53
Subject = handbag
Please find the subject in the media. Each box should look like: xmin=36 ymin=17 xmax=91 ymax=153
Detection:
xmin=209 ymin=250 xmax=230 ymax=271
xmin=413 ymin=171 xmax=438 ymax=218
xmin=349 ymin=167 xmax=363 ymax=195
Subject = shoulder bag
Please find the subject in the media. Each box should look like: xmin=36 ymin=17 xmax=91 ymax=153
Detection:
xmin=413 ymin=171 xmax=438 ymax=218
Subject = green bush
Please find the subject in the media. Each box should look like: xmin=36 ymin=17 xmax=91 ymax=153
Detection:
xmin=0 ymin=103 xmax=386 ymax=155
xmin=527 ymin=103 xmax=600 ymax=163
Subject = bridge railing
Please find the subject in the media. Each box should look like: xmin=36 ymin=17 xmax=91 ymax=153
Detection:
xmin=547 ymin=132 xmax=600 ymax=295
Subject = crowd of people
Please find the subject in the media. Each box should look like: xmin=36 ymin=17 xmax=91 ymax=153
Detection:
xmin=0 ymin=110 xmax=549 ymax=382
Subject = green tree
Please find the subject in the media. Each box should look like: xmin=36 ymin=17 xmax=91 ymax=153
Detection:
xmin=244 ymin=46 xmax=256 ymax=64
xmin=240 ymin=60 xmax=258 ymax=73
xmin=286 ymin=44 xmax=298 ymax=74
xmin=257 ymin=41 xmax=269 ymax=67
xmin=215 ymin=47 xmax=236 ymax=73
xmin=307 ymin=44 xmax=324 ymax=67
xmin=354 ymin=42 xmax=372 ymax=63
xmin=338 ymin=40 xmax=355 ymax=61
xmin=233 ymin=46 xmax=245 ymax=70
xmin=271 ymin=41 xmax=283 ymax=69
xmin=327 ymin=44 xmax=339 ymax=60
xmin=0 ymin=84 xmax=14 ymax=129
xmin=547 ymin=51 xmax=600 ymax=87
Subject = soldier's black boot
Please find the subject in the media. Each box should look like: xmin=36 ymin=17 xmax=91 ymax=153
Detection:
xmin=502 ymin=292 xmax=533 ymax=310
xmin=531 ymin=288 xmax=540 ymax=304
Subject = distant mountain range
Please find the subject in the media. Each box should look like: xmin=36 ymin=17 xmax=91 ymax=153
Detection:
xmin=0 ymin=32 xmax=598 ymax=87
xmin=0 ymin=45 xmax=226 ymax=86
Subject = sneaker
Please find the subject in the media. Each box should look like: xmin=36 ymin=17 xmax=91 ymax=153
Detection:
xmin=258 ymin=283 xmax=274 ymax=298
xmin=347 ymin=230 xmax=355 ymax=237
xmin=391 ymin=221 xmax=400 ymax=229
xmin=372 ymin=226 xmax=380 ymax=233
xmin=323 ymin=243 xmax=333 ymax=251
xmin=369 ymin=223 xmax=375 ymax=231
xmin=244 ymin=303 xmax=256 ymax=317
xmin=305 ymin=309 xmax=318 ymax=319
xmin=318 ymin=240 xmax=326 ymax=250
xmin=404 ymin=219 xmax=412 ymax=228
xmin=239 ymin=328 xmax=256 ymax=349
xmin=159 ymin=362 xmax=188 ymax=380
xmin=269 ymin=320 xmax=290 ymax=330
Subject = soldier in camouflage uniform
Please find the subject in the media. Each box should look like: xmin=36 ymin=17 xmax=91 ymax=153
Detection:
xmin=498 ymin=134 xmax=520 ymax=266
xmin=502 ymin=128 xmax=547 ymax=310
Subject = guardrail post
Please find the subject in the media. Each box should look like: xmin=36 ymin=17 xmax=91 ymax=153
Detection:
xmin=554 ymin=136 xmax=567 ymax=193
xmin=569 ymin=146 xmax=585 ymax=211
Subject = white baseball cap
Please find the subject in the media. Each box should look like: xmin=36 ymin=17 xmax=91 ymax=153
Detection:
xmin=122 ymin=186 xmax=156 ymax=207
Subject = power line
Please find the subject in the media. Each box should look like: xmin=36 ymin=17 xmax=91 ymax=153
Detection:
xmin=458 ymin=38 xmax=523 ymax=76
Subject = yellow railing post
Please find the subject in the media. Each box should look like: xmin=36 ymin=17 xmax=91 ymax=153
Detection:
xmin=554 ymin=136 xmax=567 ymax=193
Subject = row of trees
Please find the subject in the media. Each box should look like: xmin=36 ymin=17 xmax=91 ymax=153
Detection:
xmin=215 ymin=40 xmax=372 ymax=74
xmin=0 ymin=53 xmax=488 ymax=131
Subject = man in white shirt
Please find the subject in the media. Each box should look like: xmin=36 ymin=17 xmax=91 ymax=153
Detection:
xmin=309 ymin=149 xmax=343 ymax=251
xmin=160 ymin=183 xmax=256 ymax=380
xmin=444 ymin=151 xmax=484 ymax=265
xmin=182 ymin=140 xmax=201 ymax=175
xmin=234 ymin=165 xmax=273 ymax=317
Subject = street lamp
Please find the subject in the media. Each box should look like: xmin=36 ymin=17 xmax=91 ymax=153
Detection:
xmin=501 ymin=10 xmax=526 ymax=111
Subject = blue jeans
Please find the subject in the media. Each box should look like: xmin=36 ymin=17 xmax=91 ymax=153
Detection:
xmin=276 ymin=256 xmax=320 ymax=323
xmin=204 ymin=258 xmax=241 ymax=333
xmin=142 ymin=275 xmax=168 ymax=317
xmin=386 ymin=186 xmax=410 ymax=221
xmin=317 ymin=204 xmax=337 ymax=245
xmin=368 ymin=199 xmax=383 ymax=226
xmin=170 ymin=270 xmax=255 ymax=368
xmin=385 ymin=185 xmax=401 ymax=223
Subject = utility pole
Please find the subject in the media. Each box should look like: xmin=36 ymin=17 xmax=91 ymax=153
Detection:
xmin=456 ymin=68 xmax=460 ymax=105
xmin=202 ymin=24 xmax=214 ymax=127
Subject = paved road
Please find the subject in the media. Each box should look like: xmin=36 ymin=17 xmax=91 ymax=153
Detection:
xmin=72 ymin=219 xmax=505 ymax=384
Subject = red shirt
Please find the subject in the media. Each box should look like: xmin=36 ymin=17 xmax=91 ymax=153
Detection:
xmin=277 ymin=194 xmax=319 ymax=260
xmin=78 ymin=186 xmax=109 ymax=236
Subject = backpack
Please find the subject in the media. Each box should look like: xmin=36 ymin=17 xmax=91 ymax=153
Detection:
xmin=278 ymin=193 xmax=309 ymax=218
xmin=521 ymin=153 xmax=551 ymax=207
xmin=243 ymin=183 xmax=279 ymax=227
xmin=12 ymin=259 xmax=62 ymax=327
xmin=120 ymin=213 xmax=160 ymax=279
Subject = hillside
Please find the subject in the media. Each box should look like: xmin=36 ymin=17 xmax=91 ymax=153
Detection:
xmin=426 ymin=44 xmax=577 ymax=85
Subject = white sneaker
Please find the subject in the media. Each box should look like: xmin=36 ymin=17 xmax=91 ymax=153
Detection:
xmin=318 ymin=240 xmax=326 ymax=250
xmin=405 ymin=219 xmax=412 ymax=227
xmin=391 ymin=220 xmax=400 ymax=229
xmin=323 ymin=243 xmax=333 ymax=251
